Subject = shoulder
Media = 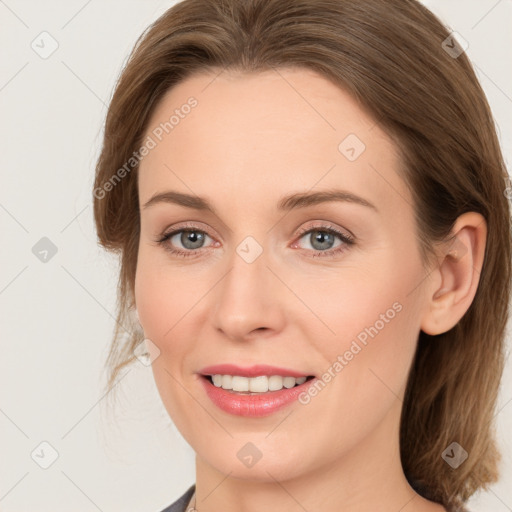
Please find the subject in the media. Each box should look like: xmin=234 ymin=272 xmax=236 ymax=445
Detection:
xmin=158 ymin=484 xmax=195 ymax=512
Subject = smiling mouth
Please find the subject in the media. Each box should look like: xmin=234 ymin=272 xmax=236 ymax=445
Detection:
xmin=202 ymin=374 xmax=315 ymax=394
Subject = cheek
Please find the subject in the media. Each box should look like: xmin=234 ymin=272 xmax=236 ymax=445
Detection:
xmin=134 ymin=269 xmax=172 ymax=339
xmin=304 ymin=248 xmax=423 ymax=395
xmin=134 ymin=248 xmax=202 ymax=339
xmin=292 ymin=294 xmax=420 ymax=464
xmin=134 ymin=259 xmax=196 ymax=434
xmin=134 ymin=252 xmax=207 ymax=421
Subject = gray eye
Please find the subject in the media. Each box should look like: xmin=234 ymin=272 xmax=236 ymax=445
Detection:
xmin=300 ymin=230 xmax=341 ymax=251
xmin=172 ymin=230 xmax=210 ymax=250
xmin=309 ymin=231 xmax=335 ymax=250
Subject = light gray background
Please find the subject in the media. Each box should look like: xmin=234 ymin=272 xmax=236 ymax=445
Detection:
xmin=1 ymin=1 xmax=511 ymax=511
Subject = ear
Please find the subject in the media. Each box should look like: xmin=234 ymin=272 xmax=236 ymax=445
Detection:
xmin=420 ymin=212 xmax=487 ymax=336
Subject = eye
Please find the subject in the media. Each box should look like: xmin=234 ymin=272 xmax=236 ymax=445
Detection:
xmin=293 ymin=224 xmax=355 ymax=257
xmin=154 ymin=222 xmax=355 ymax=259
xmin=155 ymin=222 xmax=216 ymax=258
xmin=170 ymin=230 xmax=211 ymax=249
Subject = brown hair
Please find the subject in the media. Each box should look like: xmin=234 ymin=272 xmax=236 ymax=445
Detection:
xmin=93 ymin=0 xmax=512 ymax=510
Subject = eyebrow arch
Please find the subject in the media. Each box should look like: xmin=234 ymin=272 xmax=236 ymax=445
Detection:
xmin=142 ymin=189 xmax=377 ymax=214
xmin=278 ymin=190 xmax=377 ymax=212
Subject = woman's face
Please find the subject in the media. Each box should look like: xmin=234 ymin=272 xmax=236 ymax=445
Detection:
xmin=135 ymin=68 xmax=432 ymax=482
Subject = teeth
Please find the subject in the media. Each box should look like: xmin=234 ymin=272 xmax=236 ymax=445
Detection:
xmin=221 ymin=375 xmax=232 ymax=389
xmin=283 ymin=376 xmax=296 ymax=389
xmin=232 ymin=376 xmax=249 ymax=392
xmin=268 ymin=375 xmax=283 ymax=391
xmin=248 ymin=375 xmax=268 ymax=392
xmin=210 ymin=374 xmax=309 ymax=392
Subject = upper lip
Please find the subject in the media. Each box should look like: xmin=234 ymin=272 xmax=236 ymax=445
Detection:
xmin=199 ymin=364 xmax=312 ymax=378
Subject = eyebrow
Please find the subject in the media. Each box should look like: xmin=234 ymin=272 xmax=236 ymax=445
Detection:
xmin=142 ymin=189 xmax=378 ymax=214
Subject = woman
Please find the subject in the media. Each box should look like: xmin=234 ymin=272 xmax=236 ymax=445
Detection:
xmin=92 ymin=0 xmax=511 ymax=511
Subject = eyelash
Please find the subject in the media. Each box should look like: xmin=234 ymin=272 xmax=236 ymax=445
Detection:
xmin=154 ymin=222 xmax=355 ymax=259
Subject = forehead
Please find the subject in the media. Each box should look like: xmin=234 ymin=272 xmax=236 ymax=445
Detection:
xmin=138 ymin=68 xmax=409 ymax=218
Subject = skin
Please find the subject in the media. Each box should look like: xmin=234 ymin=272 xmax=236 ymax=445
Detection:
xmin=134 ymin=67 xmax=487 ymax=512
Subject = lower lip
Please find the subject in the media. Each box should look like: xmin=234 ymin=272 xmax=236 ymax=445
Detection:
xmin=200 ymin=376 xmax=316 ymax=417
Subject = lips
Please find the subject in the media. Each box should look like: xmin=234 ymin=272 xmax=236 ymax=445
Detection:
xmin=199 ymin=364 xmax=311 ymax=378
xmin=198 ymin=364 xmax=317 ymax=417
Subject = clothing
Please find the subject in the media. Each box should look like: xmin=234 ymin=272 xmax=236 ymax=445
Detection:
xmin=159 ymin=484 xmax=195 ymax=512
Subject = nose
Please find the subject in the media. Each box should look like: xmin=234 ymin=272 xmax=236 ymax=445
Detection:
xmin=212 ymin=242 xmax=286 ymax=342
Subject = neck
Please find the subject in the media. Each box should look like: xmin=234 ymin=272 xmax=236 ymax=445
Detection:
xmin=191 ymin=400 xmax=445 ymax=512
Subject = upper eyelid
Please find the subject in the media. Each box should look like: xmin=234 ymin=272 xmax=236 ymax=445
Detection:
xmin=162 ymin=221 xmax=215 ymax=237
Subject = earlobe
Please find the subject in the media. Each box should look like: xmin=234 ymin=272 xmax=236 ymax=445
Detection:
xmin=420 ymin=212 xmax=487 ymax=336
